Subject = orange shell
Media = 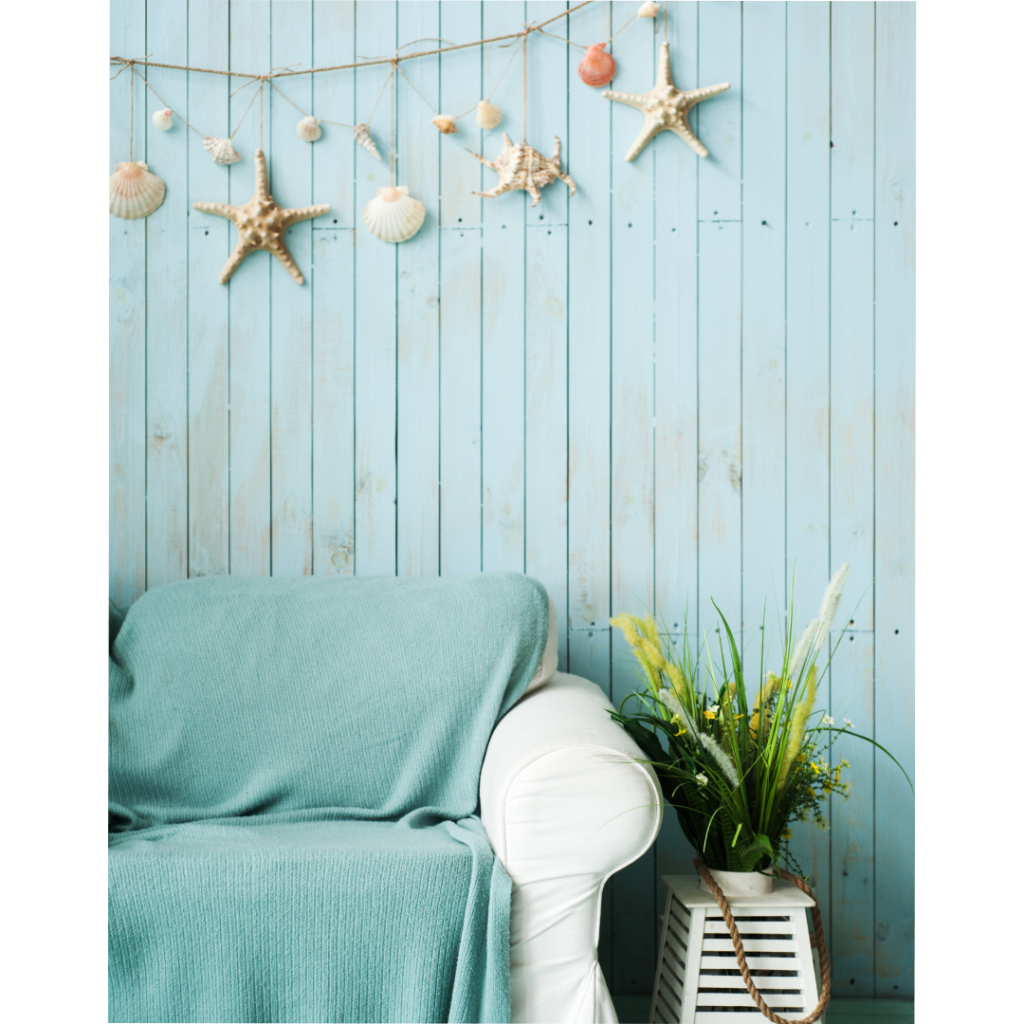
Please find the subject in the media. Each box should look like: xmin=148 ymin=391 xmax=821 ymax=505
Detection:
xmin=578 ymin=43 xmax=616 ymax=87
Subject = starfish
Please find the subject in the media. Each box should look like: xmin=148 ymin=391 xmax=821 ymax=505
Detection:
xmin=467 ymin=134 xmax=576 ymax=208
xmin=193 ymin=149 xmax=330 ymax=285
xmin=603 ymin=41 xmax=729 ymax=161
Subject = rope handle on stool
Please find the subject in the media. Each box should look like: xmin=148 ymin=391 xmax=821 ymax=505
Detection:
xmin=693 ymin=859 xmax=832 ymax=1024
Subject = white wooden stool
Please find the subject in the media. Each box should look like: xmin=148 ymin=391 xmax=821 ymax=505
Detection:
xmin=649 ymin=875 xmax=823 ymax=1024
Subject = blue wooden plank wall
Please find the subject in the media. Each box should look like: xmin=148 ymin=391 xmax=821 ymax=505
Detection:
xmin=109 ymin=0 xmax=915 ymax=1000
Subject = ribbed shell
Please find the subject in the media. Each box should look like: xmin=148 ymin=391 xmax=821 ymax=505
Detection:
xmin=578 ymin=43 xmax=616 ymax=87
xmin=109 ymin=161 xmax=166 ymax=220
xmin=432 ymin=114 xmax=458 ymax=135
xmin=353 ymin=123 xmax=382 ymax=161
xmin=362 ymin=186 xmax=426 ymax=244
xmin=296 ymin=115 xmax=322 ymax=142
xmin=203 ymin=136 xmax=242 ymax=165
xmin=638 ymin=1 xmax=660 ymax=18
xmin=152 ymin=108 xmax=174 ymax=131
xmin=476 ymin=101 xmax=502 ymax=130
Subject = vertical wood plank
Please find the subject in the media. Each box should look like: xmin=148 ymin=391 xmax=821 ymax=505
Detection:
xmin=481 ymin=0 xmax=527 ymax=573
xmin=784 ymin=0 xmax=832 ymax=940
xmin=269 ymin=1 xmax=316 ymax=576
xmin=525 ymin=0 xmax=569 ymax=667
xmin=396 ymin=0 xmax=441 ymax=578
xmin=653 ymin=0 xmax=701 ymax=900
xmin=874 ymin=0 xmax=915 ymax=998
xmin=609 ymin=0 xmax=656 ymax=995
xmin=311 ymin=1 xmax=356 ymax=577
xmin=187 ymin=1 xmax=230 ymax=579
xmin=439 ymin=1 xmax=483 ymax=578
xmin=740 ymin=1 xmax=787 ymax=646
xmin=696 ymin=1 xmax=743 ymax=640
xmin=567 ymin=0 xmax=611 ymax=639
xmin=145 ymin=0 xmax=189 ymax=588
xmin=830 ymin=2 xmax=876 ymax=995
xmin=354 ymin=0 xmax=398 ymax=576
xmin=109 ymin=0 xmax=147 ymax=606
xmin=228 ymin=0 xmax=272 ymax=576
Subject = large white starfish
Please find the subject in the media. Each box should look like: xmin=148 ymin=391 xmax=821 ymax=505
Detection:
xmin=603 ymin=41 xmax=729 ymax=161
xmin=193 ymin=149 xmax=330 ymax=285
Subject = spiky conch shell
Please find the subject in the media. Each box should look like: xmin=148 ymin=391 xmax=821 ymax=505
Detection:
xmin=110 ymin=161 xmax=166 ymax=220
xmin=578 ymin=43 xmax=616 ymax=87
xmin=296 ymin=115 xmax=322 ymax=142
xmin=432 ymin=114 xmax=458 ymax=134
xmin=353 ymin=123 xmax=382 ymax=161
xmin=638 ymin=1 xmax=660 ymax=18
xmin=152 ymin=107 xmax=173 ymax=131
xmin=362 ymin=185 xmax=425 ymax=244
xmin=475 ymin=101 xmax=502 ymax=130
xmin=203 ymin=136 xmax=242 ymax=165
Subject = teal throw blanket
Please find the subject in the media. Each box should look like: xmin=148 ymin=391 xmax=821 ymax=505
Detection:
xmin=109 ymin=572 xmax=549 ymax=1023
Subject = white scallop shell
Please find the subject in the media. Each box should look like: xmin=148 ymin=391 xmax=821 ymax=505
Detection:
xmin=203 ymin=136 xmax=241 ymax=165
xmin=638 ymin=1 xmax=660 ymax=17
xmin=362 ymin=185 xmax=426 ymax=244
xmin=296 ymin=115 xmax=322 ymax=142
xmin=476 ymin=101 xmax=502 ymax=130
xmin=354 ymin=123 xmax=382 ymax=161
xmin=152 ymin=107 xmax=173 ymax=131
xmin=432 ymin=114 xmax=458 ymax=135
xmin=110 ymin=160 xmax=166 ymax=220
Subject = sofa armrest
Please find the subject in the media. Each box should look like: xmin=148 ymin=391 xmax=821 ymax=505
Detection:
xmin=480 ymin=672 xmax=663 ymax=1024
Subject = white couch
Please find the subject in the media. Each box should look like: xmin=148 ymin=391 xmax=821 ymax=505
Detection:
xmin=481 ymin=669 xmax=663 ymax=1023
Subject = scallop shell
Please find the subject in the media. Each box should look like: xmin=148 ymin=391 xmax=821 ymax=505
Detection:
xmin=476 ymin=101 xmax=502 ymax=130
xmin=203 ymin=136 xmax=241 ymax=165
xmin=638 ymin=1 xmax=660 ymax=18
xmin=578 ymin=43 xmax=616 ymax=87
xmin=432 ymin=114 xmax=458 ymax=135
xmin=109 ymin=160 xmax=166 ymax=220
xmin=362 ymin=185 xmax=426 ymax=244
xmin=296 ymin=115 xmax=322 ymax=142
xmin=354 ymin=123 xmax=382 ymax=161
xmin=152 ymin=107 xmax=173 ymax=131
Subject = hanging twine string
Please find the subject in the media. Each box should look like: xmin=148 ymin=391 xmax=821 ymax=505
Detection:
xmin=532 ymin=10 xmax=637 ymax=52
xmin=129 ymin=63 xmax=135 ymax=161
xmin=108 ymin=0 xmax=593 ymax=80
xmin=453 ymin=32 xmax=524 ymax=119
xmin=389 ymin=59 xmax=396 ymax=187
xmin=522 ymin=23 xmax=530 ymax=141
xmin=693 ymin=860 xmax=833 ymax=1024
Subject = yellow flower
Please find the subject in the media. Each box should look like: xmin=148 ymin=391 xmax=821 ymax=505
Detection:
xmin=703 ymin=706 xmax=718 ymax=721
xmin=670 ymin=714 xmax=686 ymax=737
xmin=810 ymin=761 xmax=820 ymax=775
xmin=780 ymin=828 xmax=792 ymax=841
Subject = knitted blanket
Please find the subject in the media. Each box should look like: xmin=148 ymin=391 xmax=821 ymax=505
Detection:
xmin=109 ymin=572 xmax=550 ymax=1024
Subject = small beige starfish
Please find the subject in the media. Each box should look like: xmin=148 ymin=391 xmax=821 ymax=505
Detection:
xmin=467 ymin=134 xmax=577 ymax=208
xmin=603 ymin=41 xmax=729 ymax=161
xmin=193 ymin=149 xmax=330 ymax=285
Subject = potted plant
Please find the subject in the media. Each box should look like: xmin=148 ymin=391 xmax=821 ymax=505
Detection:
xmin=609 ymin=564 xmax=912 ymax=896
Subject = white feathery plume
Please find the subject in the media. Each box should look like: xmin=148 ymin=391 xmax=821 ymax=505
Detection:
xmin=813 ymin=562 xmax=850 ymax=652
xmin=790 ymin=618 xmax=819 ymax=675
xmin=659 ymin=688 xmax=684 ymax=719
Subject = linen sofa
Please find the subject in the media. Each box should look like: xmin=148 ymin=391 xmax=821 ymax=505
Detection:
xmin=108 ymin=573 xmax=661 ymax=1024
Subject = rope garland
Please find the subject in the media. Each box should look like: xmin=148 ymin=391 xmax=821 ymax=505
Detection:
xmin=693 ymin=860 xmax=833 ymax=1024
xmin=110 ymin=0 xmax=605 ymax=159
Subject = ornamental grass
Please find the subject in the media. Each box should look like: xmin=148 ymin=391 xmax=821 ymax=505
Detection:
xmin=609 ymin=565 xmax=912 ymax=877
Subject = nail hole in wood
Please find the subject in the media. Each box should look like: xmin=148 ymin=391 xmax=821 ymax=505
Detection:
xmin=761 ymin=220 xmax=767 ymax=226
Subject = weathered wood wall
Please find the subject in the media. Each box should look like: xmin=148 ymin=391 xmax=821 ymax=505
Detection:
xmin=110 ymin=0 xmax=915 ymax=999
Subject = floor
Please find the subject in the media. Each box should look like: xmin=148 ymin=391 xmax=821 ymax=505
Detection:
xmin=611 ymin=995 xmax=914 ymax=1024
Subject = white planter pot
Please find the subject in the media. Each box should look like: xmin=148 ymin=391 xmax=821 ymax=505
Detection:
xmin=699 ymin=865 xmax=775 ymax=897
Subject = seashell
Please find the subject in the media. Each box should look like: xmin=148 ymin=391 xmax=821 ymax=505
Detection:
xmin=432 ymin=114 xmax=458 ymax=135
xmin=203 ymin=136 xmax=241 ymax=165
xmin=110 ymin=160 xmax=166 ymax=220
xmin=638 ymin=1 xmax=660 ymax=18
xmin=578 ymin=43 xmax=616 ymax=87
xmin=476 ymin=100 xmax=502 ymax=130
xmin=362 ymin=185 xmax=426 ymax=244
xmin=354 ymin=122 xmax=382 ymax=161
xmin=152 ymin=107 xmax=173 ymax=131
xmin=296 ymin=115 xmax=322 ymax=142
